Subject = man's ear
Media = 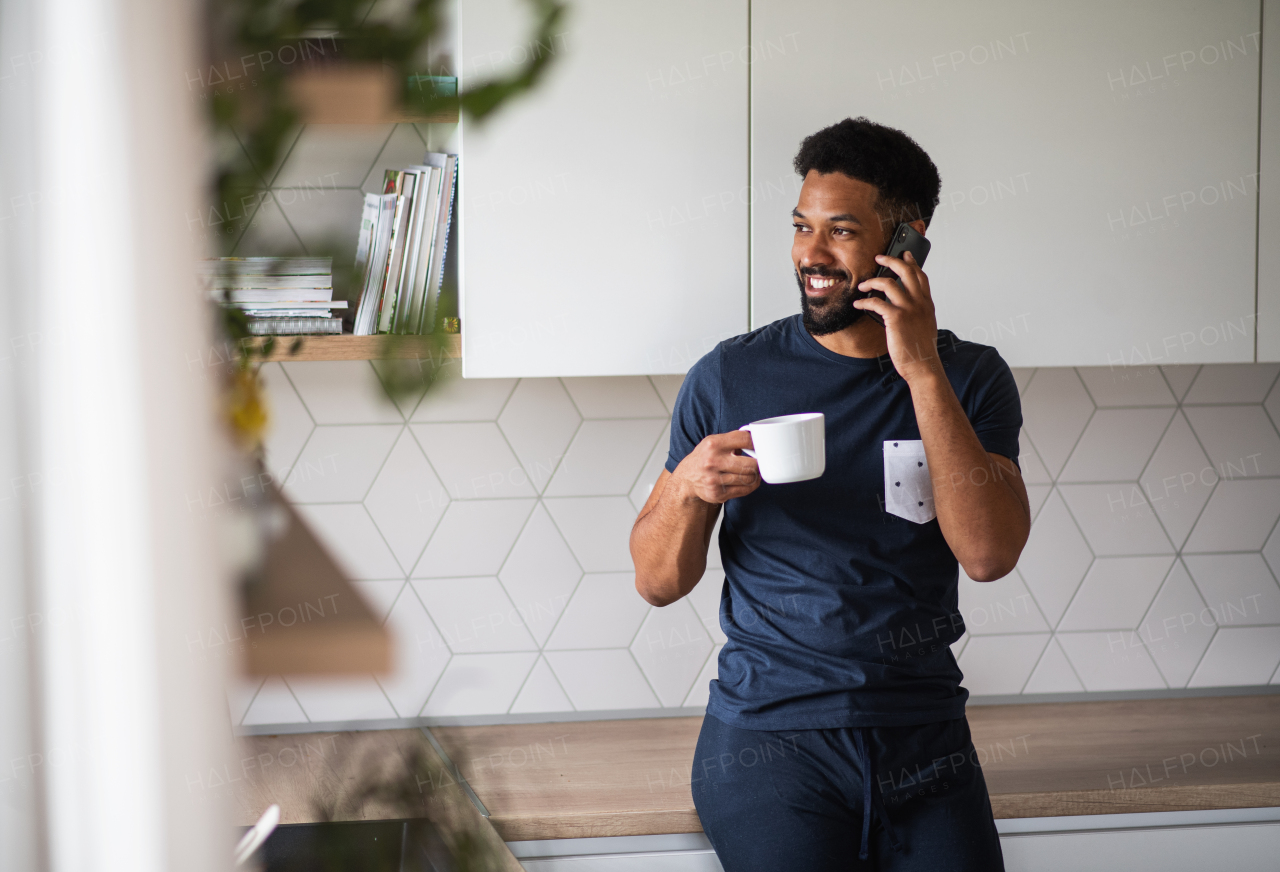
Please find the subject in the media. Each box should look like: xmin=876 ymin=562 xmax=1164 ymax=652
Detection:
xmin=908 ymin=218 xmax=927 ymax=237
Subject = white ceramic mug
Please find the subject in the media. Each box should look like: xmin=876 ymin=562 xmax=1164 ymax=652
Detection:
xmin=738 ymin=413 xmax=826 ymax=484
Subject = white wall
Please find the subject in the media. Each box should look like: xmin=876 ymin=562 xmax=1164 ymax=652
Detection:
xmin=231 ymin=358 xmax=1280 ymax=727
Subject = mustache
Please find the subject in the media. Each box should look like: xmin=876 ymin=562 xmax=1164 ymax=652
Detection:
xmin=798 ymin=265 xmax=851 ymax=281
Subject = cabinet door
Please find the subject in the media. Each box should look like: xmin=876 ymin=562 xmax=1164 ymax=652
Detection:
xmin=458 ymin=0 xmax=748 ymax=377
xmin=751 ymin=1 xmax=1260 ymax=367
xmin=1258 ymin=0 xmax=1280 ymax=360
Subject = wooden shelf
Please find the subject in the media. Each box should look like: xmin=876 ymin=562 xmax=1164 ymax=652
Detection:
xmin=242 ymin=490 xmax=390 ymax=676
xmin=286 ymin=65 xmax=459 ymax=125
xmin=246 ymin=333 xmax=460 ymax=362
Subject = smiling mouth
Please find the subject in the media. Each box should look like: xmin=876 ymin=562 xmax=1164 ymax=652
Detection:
xmin=804 ymin=273 xmax=846 ymax=294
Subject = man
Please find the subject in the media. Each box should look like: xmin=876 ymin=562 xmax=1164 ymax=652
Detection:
xmin=629 ymin=117 xmax=1030 ymax=871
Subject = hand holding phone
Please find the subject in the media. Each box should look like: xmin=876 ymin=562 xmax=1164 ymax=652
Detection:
xmin=859 ymin=223 xmax=931 ymax=327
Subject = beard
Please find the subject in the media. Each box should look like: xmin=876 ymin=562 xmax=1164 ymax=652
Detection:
xmin=797 ymin=264 xmax=878 ymax=336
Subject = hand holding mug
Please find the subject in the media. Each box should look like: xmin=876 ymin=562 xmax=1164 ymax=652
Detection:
xmin=671 ymin=431 xmax=763 ymax=504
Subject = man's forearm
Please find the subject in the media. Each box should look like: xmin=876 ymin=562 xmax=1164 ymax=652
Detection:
xmin=631 ymin=472 xmax=718 ymax=606
xmin=908 ymin=370 xmax=1030 ymax=580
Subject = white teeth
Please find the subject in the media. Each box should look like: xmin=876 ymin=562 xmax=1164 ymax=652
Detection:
xmin=810 ymin=277 xmax=835 ymax=289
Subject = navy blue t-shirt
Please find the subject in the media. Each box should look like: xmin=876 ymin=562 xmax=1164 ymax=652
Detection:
xmin=665 ymin=315 xmax=1022 ymax=730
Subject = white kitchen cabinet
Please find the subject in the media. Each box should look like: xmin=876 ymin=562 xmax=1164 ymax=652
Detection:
xmin=750 ymin=0 xmax=1261 ymax=367
xmin=1258 ymin=0 xmax=1280 ymax=360
xmin=458 ymin=0 xmax=749 ymax=377
xmin=508 ymin=816 xmax=1280 ymax=871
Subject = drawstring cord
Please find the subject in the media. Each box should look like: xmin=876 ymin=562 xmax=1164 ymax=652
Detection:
xmin=853 ymin=729 xmax=903 ymax=861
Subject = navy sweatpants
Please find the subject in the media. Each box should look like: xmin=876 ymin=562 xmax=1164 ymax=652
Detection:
xmin=691 ymin=714 xmax=1005 ymax=871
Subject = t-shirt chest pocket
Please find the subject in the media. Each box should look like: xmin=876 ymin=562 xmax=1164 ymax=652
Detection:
xmin=883 ymin=440 xmax=936 ymax=524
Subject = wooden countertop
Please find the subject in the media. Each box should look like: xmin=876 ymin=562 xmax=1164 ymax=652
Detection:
xmin=431 ymin=696 xmax=1280 ymax=841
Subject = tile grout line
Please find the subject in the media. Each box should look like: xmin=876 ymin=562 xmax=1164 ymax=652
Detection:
xmin=502 ymin=655 xmax=544 ymax=716
xmin=235 ymin=677 xmax=268 ymax=727
xmin=403 ymin=425 xmax=460 ymax=576
xmin=403 ymin=579 xmax=455 ymax=715
xmin=1176 ymin=470 xmax=1222 ymax=555
xmin=1258 ymin=369 xmax=1280 ymax=439
xmin=508 ymin=653 xmax=577 ymax=715
xmin=625 ymin=646 xmax=666 ymax=708
xmin=1259 ymin=510 xmax=1280 ymax=582
xmin=1183 ymin=624 xmax=1221 ymax=688
xmin=1131 ymin=406 xmax=1179 ymax=487
xmin=1180 ymin=365 xmax=1206 ymax=403
xmin=1051 ymin=634 xmax=1092 ymax=693
xmin=1015 ymin=635 xmax=1055 ymax=694
xmin=1044 ymin=486 xmax=1096 ymax=637
xmin=264 ymin=125 xmax=305 ymax=189
xmin=541 ymin=653 xmax=578 ymax=712
xmin=680 ymin=645 xmax=717 ymax=707
xmin=279 ymin=676 xmax=314 ymax=724
xmin=531 ymin=504 xmax=590 ymax=649
xmin=490 ymin=377 xmax=522 ymax=422
xmin=1003 ymin=566 xmax=1052 ymax=632
xmin=1049 ymin=368 xmax=1098 ymax=480
xmin=358 ymin=419 xmax=408 ymax=504
xmin=618 ymin=420 xmax=670 ymax=502
xmin=491 ymin=407 xmax=556 ymax=499
xmin=1018 ymin=429 xmax=1053 ymax=486
xmin=258 ymin=365 xmax=311 ymax=486
xmin=370 ymin=666 xmax=403 ymax=719
xmin=535 ymin=389 xmax=586 ymax=496
xmin=265 ymin=189 xmax=309 ymax=254
xmin=358 ymin=125 xmax=400 ymax=192
xmin=1133 ymin=559 xmax=1191 ymax=689
xmin=358 ymin=500 xmax=411 ymax=583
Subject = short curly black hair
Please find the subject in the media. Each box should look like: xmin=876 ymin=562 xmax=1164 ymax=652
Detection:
xmin=793 ymin=117 xmax=942 ymax=230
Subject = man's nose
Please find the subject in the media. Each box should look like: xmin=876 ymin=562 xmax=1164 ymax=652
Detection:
xmin=796 ymin=233 xmax=833 ymax=267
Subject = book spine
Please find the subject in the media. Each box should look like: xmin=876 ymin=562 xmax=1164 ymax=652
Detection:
xmin=377 ymin=175 xmax=415 ymax=334
xmin=355 ymin=194 xmax=379 ymax=268
xmin=226 ymin=291 xmax=335 ymax=303
xmin=352 ymin=193 xmax=383 ymax=333
xmin=355 ymin=195 xmax=397 ymax=335
xmin=420 ymin=155 xmax=457 ymax=334
xmin=392 ymin=171 xmax=424 ymax=334
xmin=246 ymin=318 xmax=342 ymax=335
xmin=405 ymin=167 xmax=441 ymax=335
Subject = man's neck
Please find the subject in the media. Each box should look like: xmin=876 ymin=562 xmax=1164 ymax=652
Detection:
xmin=809 ymin=317 xmax=889 ymax=359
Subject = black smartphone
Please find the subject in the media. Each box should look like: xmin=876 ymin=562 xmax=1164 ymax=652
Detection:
xmin=860 ymin=222 xmax=931 ymax=326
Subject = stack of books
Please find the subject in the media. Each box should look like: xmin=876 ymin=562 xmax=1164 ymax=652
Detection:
xmin=203 ymin=257 xmax=344 ymax=335
xmin=353 ymin=151 xmax=457 ymax=335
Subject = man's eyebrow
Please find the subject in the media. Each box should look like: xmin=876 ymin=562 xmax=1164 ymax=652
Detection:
xmin=790 ymin=208 xmax=862 ymax=225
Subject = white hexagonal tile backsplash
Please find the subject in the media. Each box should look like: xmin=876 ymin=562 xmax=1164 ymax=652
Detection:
xmin=236 ymin=331 xmax=1280 ymax=728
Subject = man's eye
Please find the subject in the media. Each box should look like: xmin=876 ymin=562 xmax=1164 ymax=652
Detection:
xmin=793 ymin=223 xmax=809 ymax=232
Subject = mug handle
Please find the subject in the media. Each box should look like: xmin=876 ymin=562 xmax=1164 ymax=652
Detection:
xmin=737 ymin=424 xmax=757 ymax=459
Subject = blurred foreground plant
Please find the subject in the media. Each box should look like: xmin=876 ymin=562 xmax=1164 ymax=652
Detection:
xmin=307 ymin=734 xmax=507 ymax=871
xmin=201 ymin=0 xmax=565 ymax=451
